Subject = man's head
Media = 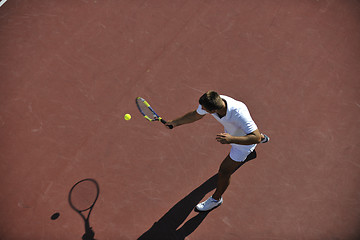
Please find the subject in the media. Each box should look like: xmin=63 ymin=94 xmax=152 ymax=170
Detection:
xmin=199 ymin=91 xmax=224 ymax=112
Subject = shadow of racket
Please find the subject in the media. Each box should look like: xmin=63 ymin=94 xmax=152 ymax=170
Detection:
xmin=69 ymin=178 xmax=100 ymax=240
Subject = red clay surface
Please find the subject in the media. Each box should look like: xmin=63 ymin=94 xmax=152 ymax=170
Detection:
xmin=1 ymin=1 xmax=360 ymax=239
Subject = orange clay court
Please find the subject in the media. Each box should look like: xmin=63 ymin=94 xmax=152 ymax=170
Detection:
xmin=0 ymin=1 xmax=359 ymax=239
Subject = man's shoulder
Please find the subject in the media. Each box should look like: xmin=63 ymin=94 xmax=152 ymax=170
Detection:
xmin=221 ymin=95 xmax=245 ymax=109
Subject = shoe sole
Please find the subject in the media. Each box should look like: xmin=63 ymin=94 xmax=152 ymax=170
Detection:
xmin=194 ymin=202 xmax=223 ymax=212
xmin=261 ymin=134 xmax=270 ymax=143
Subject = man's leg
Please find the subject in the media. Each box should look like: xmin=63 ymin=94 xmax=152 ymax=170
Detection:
xmin=212 ymin=154 xmax=245 ymax=200
xmin=195 ymin=154 xmax=246 ymax=211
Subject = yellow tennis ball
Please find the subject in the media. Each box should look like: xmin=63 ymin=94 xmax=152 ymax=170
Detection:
xmin=124 ymin=114 xmax=131 ymax=121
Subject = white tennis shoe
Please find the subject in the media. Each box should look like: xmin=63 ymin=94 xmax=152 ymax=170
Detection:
xmin=260 ymin=134 xmax=270 ymax=143
xmin=196 ymin=196 xmax=223 ymax=212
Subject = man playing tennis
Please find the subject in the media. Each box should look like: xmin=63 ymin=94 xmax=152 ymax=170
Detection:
xmin=165 ymin=91 xmax=269 ymax=212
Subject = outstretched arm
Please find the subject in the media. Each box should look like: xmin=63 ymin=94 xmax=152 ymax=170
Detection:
xmin=166 ymin=110 xmax=204 ymax=128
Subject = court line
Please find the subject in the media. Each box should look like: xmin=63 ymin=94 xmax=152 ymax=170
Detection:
xmin=0 ymin=0 xmax=8 ymax=8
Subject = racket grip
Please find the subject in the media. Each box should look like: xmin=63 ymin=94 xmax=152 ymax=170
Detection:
xmin=161 ymin=119 xmax=173 ymax=129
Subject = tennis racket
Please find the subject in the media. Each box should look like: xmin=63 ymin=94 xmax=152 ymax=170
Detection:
xmin=136 ymin=97 xmax=173 ymax=129
xmin=69 ymin=178 xmax=100 ymax=240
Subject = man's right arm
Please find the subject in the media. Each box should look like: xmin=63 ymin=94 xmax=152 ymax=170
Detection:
xmin=166 ymin=110 xmax=204 ymax=128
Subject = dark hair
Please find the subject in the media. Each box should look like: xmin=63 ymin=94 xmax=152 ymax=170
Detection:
xmin=199 ymin=91 xmax=223 ymax=111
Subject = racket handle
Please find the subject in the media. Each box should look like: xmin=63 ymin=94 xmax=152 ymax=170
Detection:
xmin=160 ymin=119 xmax=173 ymax=129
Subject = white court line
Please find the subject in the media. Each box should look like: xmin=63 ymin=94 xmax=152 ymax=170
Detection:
xmin=0 ymin=0 xmax=8 ymax=8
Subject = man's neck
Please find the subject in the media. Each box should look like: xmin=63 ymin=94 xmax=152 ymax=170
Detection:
xmin=217 ymin=100 xmax=227 ymax=118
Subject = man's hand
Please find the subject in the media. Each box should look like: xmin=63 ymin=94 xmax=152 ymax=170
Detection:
xmin=216 ymin=133 xmax=233 ymax=144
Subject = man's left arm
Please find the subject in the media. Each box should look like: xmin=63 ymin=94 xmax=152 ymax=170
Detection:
xmin=216 ymin=129 xmax=262 ymax=145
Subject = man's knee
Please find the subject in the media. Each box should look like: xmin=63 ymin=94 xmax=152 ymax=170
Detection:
xmin=218 ymin=155 xmax=243 ymax=176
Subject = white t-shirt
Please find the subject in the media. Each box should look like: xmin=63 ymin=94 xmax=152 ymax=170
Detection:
xmin=196 ymin=95 xmax=258 ymax=152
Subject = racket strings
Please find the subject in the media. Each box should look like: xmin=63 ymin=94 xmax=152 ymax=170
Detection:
xmin=136 ymin=98 xmax=156 ymax=120
xmin=69 ymin=180 xmax=99 ymax=211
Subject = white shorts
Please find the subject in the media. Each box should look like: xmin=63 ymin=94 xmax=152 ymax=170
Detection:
xmin=229 ymin=145 xmax=257 ymax=162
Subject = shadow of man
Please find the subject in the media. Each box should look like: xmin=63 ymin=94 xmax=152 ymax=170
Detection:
xmin=138 ymin=174 xmax=217 ymax=240
xmin=138 ymin=151 xmax=256 ymax=240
